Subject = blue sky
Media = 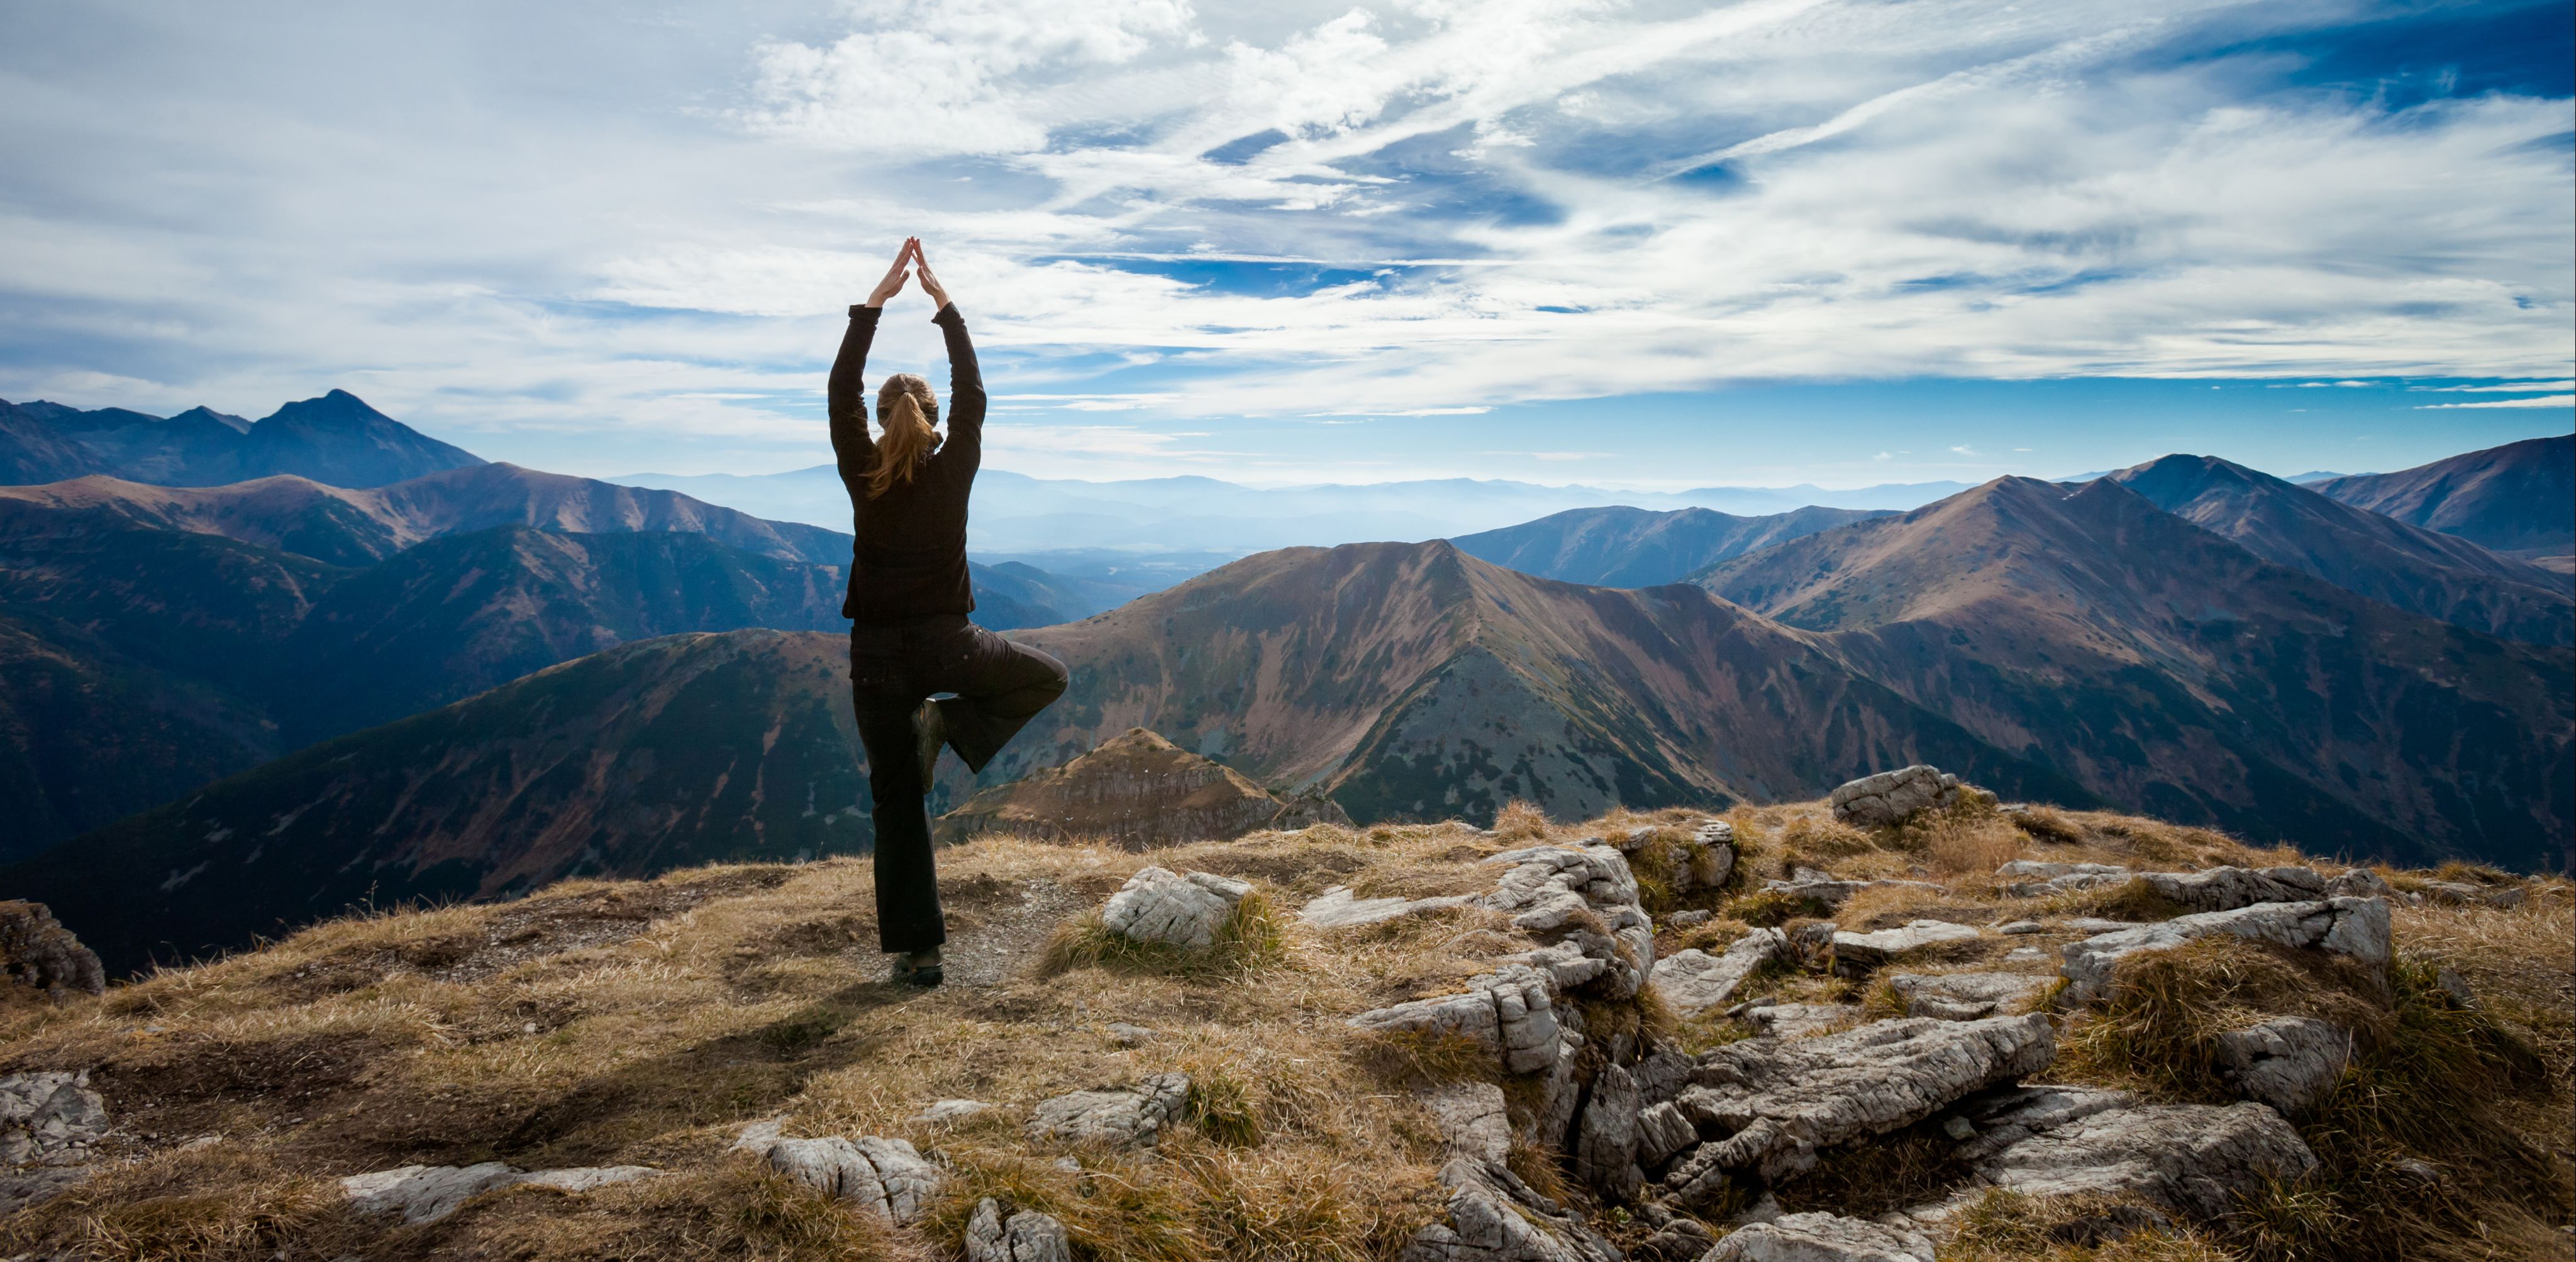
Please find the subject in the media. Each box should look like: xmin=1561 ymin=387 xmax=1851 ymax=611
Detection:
xmin=0 ymin=0 xmax=2568 ymax=488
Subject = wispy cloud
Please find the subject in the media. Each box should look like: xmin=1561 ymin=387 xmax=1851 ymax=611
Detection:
xmin=2414 ymin=394 xmax=2576 ymax=410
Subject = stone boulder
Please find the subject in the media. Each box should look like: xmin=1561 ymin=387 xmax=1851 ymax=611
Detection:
xmin=2215 ymin=1017 xmax=2353 ymax=1115
xmin=1967 ymin=1098 xmax=2318 ymax=1221
xmin=1350 ymin=965 xmax=1564 ymax=1075
xmin=1662 ymin=1014 xmax=2055 ymax=1197
xmin=730 ymin=1120 xmax=940 ymax=1224
xmin=1829 ymin=766 xmax=1966 ymax=829
xmin=1830 ymin=921 xmax=1979 ymax=969
xmin=966 ymin=1198 xmax=1074 ymax=1262
xmin=0 ymin=902 xmax=104 ymax=998
xmin=1100 ymin=867 xmax=1252 ymax=949
xmin=1707 ymin=1212 xmax=1938 ymax=1261
xmin=1396 ymin=1156 xmax=1622 ymax=1262
xmin=341 ymin=1161 xmax=657 ymax=1225
xmin=1649 ymin=930 xmax=1784 ymax=1017
xmin=935 ymin=728 xmax=1341 ymax=848
xmin=1883 ymin=972 xmax=2053 ymax=1021
xmin=2058 ymin=897 xmax=2390 ymax=1004
xmin=1025 ymin=1073 xmax=1190 ymax=1148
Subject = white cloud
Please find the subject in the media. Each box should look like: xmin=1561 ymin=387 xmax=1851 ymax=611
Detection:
xmin=2414 ymin=394 xmax=2576 ymax=410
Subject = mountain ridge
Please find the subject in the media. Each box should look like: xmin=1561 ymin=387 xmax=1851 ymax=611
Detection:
xmin=0 ymin=390 xmax=484 ymax=489
xmin=2311 ymin=433 xmax=2573 ymax=561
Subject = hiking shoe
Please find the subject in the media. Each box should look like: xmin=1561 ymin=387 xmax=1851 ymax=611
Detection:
xmin=913 ymin=698 xmax=946 ymax=788
xmin=892 ymin=948 xmax=944 ymax=988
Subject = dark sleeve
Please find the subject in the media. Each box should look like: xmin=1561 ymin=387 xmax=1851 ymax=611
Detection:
xmin=828 ymin=304 xmax=883 ymax=499
xmin=933 ymin=303 xmax=984 ymax=476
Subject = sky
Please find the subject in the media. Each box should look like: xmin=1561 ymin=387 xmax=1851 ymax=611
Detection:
xmin=0 ymin=0 xmax=2569 ymax=489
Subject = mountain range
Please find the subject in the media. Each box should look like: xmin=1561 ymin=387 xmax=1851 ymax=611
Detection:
xmin=0 ymin=390 xmax=484 ymax=488
xmin=2311 ymin=433 xmax=2573 ymax=564
xmin=1451 ymin=504 xmax=1890 ymax=586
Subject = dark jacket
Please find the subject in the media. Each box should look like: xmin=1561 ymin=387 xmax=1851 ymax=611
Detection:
xmin=828 ymin=302 xmax=987 ymax=623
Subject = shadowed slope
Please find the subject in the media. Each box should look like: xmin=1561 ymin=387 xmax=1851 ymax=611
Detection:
xmin=1452 ymin=503 xmax=1885 ymax=586
xmin=1699 ymin=477 xmax=2575 ymax=868
xmin=0 ymin=390 xmax=482 ymax=488
xmin=2107 ymin=453 xmax=2570 ymax=644
xmin=2312 ymin=434 xmax=2573 ymax=561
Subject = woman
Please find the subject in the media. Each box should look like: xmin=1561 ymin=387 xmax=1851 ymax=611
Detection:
xmin=830 ymin=237 xmax=1069 ymax=988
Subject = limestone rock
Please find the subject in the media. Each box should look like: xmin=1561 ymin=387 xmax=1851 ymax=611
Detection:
xmin=2214 ymin=1016 xmax=2352 ymax=1115
xmin=1828 ymin=766 xmax=1965 ymax=828
xmin=1663 ymin=1014 xmax=2055 ymax=1196
xmin=0 ymin=1071 xmax=107 ymax=1167
xmin=340 ymin=1162 xmax=657 ymax=1225
xmin=0 ymin=902 xmax=104 ymax=998
xmin=1574 ymin=1063 xmax=1643 ymax=1200
xmin=1996 ymin=921 xmax=2044 ymax=935
xmin=1733 ymin=1002 xmax=1862 ymax=1040
xmin=1707 ymin=1211 xmax=1938 ymax=1261
xmin=746 ymin=1132 xmax=941 ymax=1224
xmin=1026 ymin=1073 xmax=1190 ymax=1148
xmin=1397 ymin=1156 xmax=1621 ymax=1262
xmin=1831 ymin=920 xmax=1979 ymax=969
xmin=1635 ymin=1102 xmax=1698 ymax=1168
xmin=2419 ymin=880 xmax=2526 ymax=908
xmin=913 ymin=1098 xmax=993 ymax=1125
xmin=1950 ymin=1085 xmax=2139 ymax=1164
xmin=1300 ymin=885 xmax=1477 ymax=930
xmin=2325 ymin=868 xmax=2392 ymax=898
xmin=934 ymin=728 xmax=1321 ymax=848
xmin=1997 ymin=861 xmax=2131 ymax=880
xmin=1650 ymin=930 xmax=1784 ymax=1017
xmin=2059 ymin=897 xmax=2390 ymax=1004
xmin=1884 ymin=972 xmax=2053 ymax=1021
xmin=1352 ymin=965 xmax=1564 ymax=1075
xmin=1483 ymin=842 xmax=1656 ymax=998
xmin=1668 ymin=909 xmax=1714 ymax=929
xmin=1100 ymin=867 xmax=1252 ymax=949
xmin=1762 ymin=876 xmax=1945 ymax=910
xmin=1270 ymin=783 xmax=1356 ymax=831
xmin=1423 ymin=1081 xmax=1513 ymax=1163
xmin=966 ymin=1198 xmax=1074 ymax=1262
xmin=0 ymin=1167 xmax=87 ymax=1214
xmin=1972 ymin=1100 xmax=2318 ymax=1221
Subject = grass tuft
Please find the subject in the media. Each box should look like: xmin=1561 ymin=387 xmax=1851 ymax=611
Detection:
xmin=2006 ymin=805 xmax=2086 ymax=845
xmin=1492 ymin=800 xmax=1551 ymax=842
xmin=1724 ymin=888 xmax=1832 ymax=927
xmin=2047 ymin=876 xmax=2190 ymax=924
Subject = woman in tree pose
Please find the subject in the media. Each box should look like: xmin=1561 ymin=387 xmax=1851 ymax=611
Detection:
xmin=831 ymin=237 xmax=1069 ymax=988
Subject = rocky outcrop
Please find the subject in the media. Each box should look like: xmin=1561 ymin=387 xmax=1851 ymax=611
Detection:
xmin=1574 ymin=1063 xmax=1643 ymax=1200
xmin=2058 ymin=896 xmax=2391 ymax=1003
xmin=1662 ymin=1014 xmax=2055 ymax=1197
xmin=1482 ymin=842 xmax=1656 ymax=999
xmin=1025 ymin=1073 xmax=1191 ymax=1148
xmin=966 ymin=1198 xmax=1074 ymax=1262
xmin=1830 ymin=920 xmax=1979 ymax=969
xmin=1967 ymin=1098 xmax=2318 ymax=1220
xmin=0 ymin=902 xmax=105 ymax=998
xmin=1732 ymin=1001 xmax=1863 ymax=1040
xmin=1397 ymin=1156 xmax=1622 ymax=1262
xmin=1828 ymin=766 xmax=1967 ymax=828
xmin=1761 ymin=873 xmax=1945 ymax=910
xmin=340 ymin=1161 xmax=657 ymax=1224
xmin=2418 ymin=879 xmax=2526 ymax=908
xmin=1100 ymin=868 xmax=1252 ymax=948
xmin=2006 ymin=863 xmax=2396 ymax=908
xmin=1300 ymin=886 xmax=1479 ymax=929
xmin=731 ymin=1119 xmax=940 ymax=1223
xmin=935 ymin=728 xmax=1345 ymax=848
xmin=1423 ymin=1081 xmax=1514 ymax=1162
xmin=1707 ymin=1211 xmax=1938 ymax=1261
xmin=1650 ymin=930 xmax=1783 ymax=1017
xmin=1351 ymin=965 xmax=1564 ymax=1075
xmin=2215 ymin=1017 xmax=2353 ymax=1115
xmin=0 ymin=1072 xmax=106 ymax=1168
xmin=1883 ymin=971 xmax=2053 ymax=1020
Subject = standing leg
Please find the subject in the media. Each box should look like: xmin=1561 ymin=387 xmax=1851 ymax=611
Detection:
xmin=853 ymin=680 xmax=946 ymax=956
xmin=931 ymin=627 xmax=1070 ymax=773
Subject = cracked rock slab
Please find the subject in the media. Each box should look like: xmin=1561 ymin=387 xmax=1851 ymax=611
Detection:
xmin=1352 ymin=965 xmax=1564 ymax=1074
xmin=1707 ymin=1211 xmax=1938 ymax=1261
xmin=1423 ymin=1081 xmax=1513 ymax=1163
xmin=1026 ymin=1073 xmax=1190 ymax=1148
xmin=1574 ymin=1063 xmax=1643 ymax=1200
xmin=2215 ymin=1017 xmax=2352 ymax=1115
xmin=1483 ymin=842 xmax=1656 ymax=998
xmin=2058 ymin=897 xmax=2390 ymax=1004
xmin=1396 ymin=1156 xmax=1621 ymax=1262
xmin=1733 ymin=1002 xmax=1863 ymax=1040
xmin=1832 ymin=921 xmax=1979 ymax=968
xmin=1974 ymin=1100 xmax=2318 ymax=1222
xmin=1829 ymin=765 xmax=1963 ymax=829
xmin=1101 ymin=868 xmax=1251 ymax=947
xmin=967 ymin=1197 xmax=1073 ymax=1262
xmin=1884 ymin=972 xmax=2053 ymax=1021
xmin=1301 ymin=886 xmax=1478 ymax=929
xmin=1650 ymin=930 xmax=1784 ymax=1017
xmin=1664 ymin=1014 xmax=2055 ymax=1195
xmin=340 ymin=1162 xmax=657 ymax=1225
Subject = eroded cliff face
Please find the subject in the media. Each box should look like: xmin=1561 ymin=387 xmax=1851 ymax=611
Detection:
xmin=935 ymin=727 xmax=1344 ymax=849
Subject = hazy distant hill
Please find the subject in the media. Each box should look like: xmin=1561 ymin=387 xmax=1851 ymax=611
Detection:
xmin=4 ymin=630 xmax=867 ymax=974
xmin=1451 ymin=504 xmax=1887 ymax=586
xmin=2311 ymin=434 xmax=2573 ymax=562
xmin=2106 ymin=454 xmax=2571 ymax=644
xmin=0 ymin=390 xmax=483 ymax=488
xmin=1699 ymin=476 xmax=2574 ymax=869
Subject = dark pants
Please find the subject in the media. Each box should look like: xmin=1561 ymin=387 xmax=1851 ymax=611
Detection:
xmin=849 ymin=613 xmax=1068 ymax=953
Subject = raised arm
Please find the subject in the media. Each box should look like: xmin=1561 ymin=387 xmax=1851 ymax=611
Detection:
xmin=828 ymin=240 xmax=918 ymax=492
xmin=915 ymin=245 xmax=985 ymax=469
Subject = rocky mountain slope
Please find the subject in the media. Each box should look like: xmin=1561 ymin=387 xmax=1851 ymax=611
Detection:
xmin=0 ymin=391 xmax=483 ymax=489
xmin=2312 ymin=433 xmax=2573 ymax=562
xmin=1452 ymin=505 xmax=1886 ymax=587
xmin=2105 ymin=454 xmax=2571 ymax=644
xmin=999 ymin=540 xmax=2089 ymax=827
xmin=1697 ymin=476 xmax=2575 ymax=869
xmin=0 ymin=791 xmax=2563 ymax=1261
xmin=935 ymin=727 xmax=1349 ymax=849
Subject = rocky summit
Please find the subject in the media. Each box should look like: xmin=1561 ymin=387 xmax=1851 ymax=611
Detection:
xmin=0 ymin=776 xmax=2563 ymax=1261
xmin=935 ymin=727 xmax=1351 ymax=849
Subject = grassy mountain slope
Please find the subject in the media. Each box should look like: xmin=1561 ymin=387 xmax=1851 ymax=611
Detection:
xmin=1699 ymin=476 xmax=2575 ymax=868
xmin=2312 ymin=433 xmax=2573 ymax=561
xmin=2107 ymin=453 xmax=2570 ymax=644
xmin=3 ymin=630 xmax=868 ymax=974
xmin=1451 ymin=503 xmax=1884 ymax=586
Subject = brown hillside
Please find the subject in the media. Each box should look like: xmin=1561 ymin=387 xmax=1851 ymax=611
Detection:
xmin=934 ymin=727 xmax=1319 ymax=849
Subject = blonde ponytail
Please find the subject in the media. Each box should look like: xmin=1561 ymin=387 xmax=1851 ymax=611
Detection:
xmin=868 ymin=373 xmax=941 ymax=498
